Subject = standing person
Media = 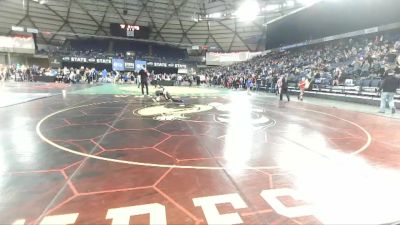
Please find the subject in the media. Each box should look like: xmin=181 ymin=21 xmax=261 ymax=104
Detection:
xmin=177 ymin=74 xmax=183 ymax=86
xmin=78 ymin=67 xmax=84 ymax=83
xmin=0 ymin=65 xmax=5 ymax=84
xmin=378 ymin=70 xmax=400 ymax=114
xmin=101 ymin=69 xmax=108 ymax=83
xmin=139 ymin=68 xmax=149 ymax=96
xmin=129 ymin=72 xmax=135 ymax=84
xmin=246 ymin=76 xmax=253 ymax=95
xmin=63 ymin=66 xmax=69 ymax=79
xmin=332 ymin=67 xmax=341 ymax=86
xmin=188 ymin=75 xmax=193 ymax=87
xmin=271 ymin=75 xmax=278 ymax=93
xmin=256 ymin=75 xmax=262 ymax=92
xmin=276 ymin=75 xmax=282 ymax=96
xmin=280 ymin=75 xmax=290 ymax=102
xmin=93 ymin=68 xmax=99 ymax=83
xmin=69 ymin=69 xmax=76 ymax=84
xmin=89 ymin=68 xmax=96 ymax=84
xmin=298 ymin=77 xmax=306 ymax=101
xmin=136 ymin=72 xmax=141 ymax=88
xmin=84 ymin=68 xmax=90 ymax=84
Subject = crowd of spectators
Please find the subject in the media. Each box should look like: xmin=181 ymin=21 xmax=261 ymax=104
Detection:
xmin=0 ymin=63 xmax=203 ymax=87
xmin=49 ymin=38 xmax=188 ymax=64
xmin=202 ymin=31 xmax=400 ymax=92
xmin=0 ymin=64 xmax=45 ymax=82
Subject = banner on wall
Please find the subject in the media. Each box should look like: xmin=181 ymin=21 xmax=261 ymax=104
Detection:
xmin=154 ymin=62 xmax=167 ymax=67
xmin=135 ymin=60 xmax=147 ymax=72
xmin=96 ymin=58 xmax=112 ymax=64
xmin=112 ymin=58 xmax=125 ymax=71
xmin=124 ymin=60 xmax=135 ymax=71
xmin=61 ymin=56 xmax=112 ymax=64
xmin=174 ymin=64 xmax=187 ymax=69
xmin=0 ymin=36 xmax=35 ymax=54
xmin=145 ymin=61 xmax=187 ymax=69
xmin=206 ymin=52 xmax=261 ymax=66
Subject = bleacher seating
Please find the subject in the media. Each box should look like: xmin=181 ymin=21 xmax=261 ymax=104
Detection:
xmin=60 ymin=38 xmax=188 ymax=62
xmin=203 ymin=29 xmax=400 ymax=101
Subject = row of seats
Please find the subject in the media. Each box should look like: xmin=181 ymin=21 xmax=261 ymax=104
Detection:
xmin=279 ymin=77 xmax=400 ymax=99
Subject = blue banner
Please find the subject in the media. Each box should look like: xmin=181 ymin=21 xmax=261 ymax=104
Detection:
xmin=112 ymin=59 xmax=125 ymax=71
xmin=135 ymin=60 xmax=147 ymax=72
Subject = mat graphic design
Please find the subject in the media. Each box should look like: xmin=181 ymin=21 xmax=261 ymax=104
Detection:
xmin=1 ymin=88 xmax=400 ymax=225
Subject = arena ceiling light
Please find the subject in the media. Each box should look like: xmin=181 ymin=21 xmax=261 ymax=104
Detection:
xmin=285 ymin=0 xmax=296 ymax=7
xmin=206 ymin=12 xmax=222 ymax=19
xmin=32 ymin=0 xmax=48 ymax=4
xmin=262 ymin=4 xmax=280 ymax=12
xmin=296 ymin=0 xmax=320 ymax=6
xmin=234 ymin=0 xmax=260 ymax=22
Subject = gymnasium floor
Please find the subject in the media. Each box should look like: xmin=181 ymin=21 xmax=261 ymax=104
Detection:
xmin=1 ymin=83 xmax=400 ymax=225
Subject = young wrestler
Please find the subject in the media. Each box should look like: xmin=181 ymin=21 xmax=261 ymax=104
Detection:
xmin=153 ymin=85 xmax=183 ymax=103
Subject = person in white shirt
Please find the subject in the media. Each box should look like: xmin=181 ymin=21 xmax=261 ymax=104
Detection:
xmin=136 ymin=73 xmax=141 ymax=88
xmin=69 ymin=70 xmax=76 ymax=84
xmin=177 ymin=74 xmax=183 ymax=86
xmin=63 ymin=67 xmax=70 ymax=77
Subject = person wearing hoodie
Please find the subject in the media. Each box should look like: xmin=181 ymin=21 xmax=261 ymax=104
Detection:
xmin=378 ymin=68 xmax=400 ymax=114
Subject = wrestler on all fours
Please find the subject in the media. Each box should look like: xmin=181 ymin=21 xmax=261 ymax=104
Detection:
xmin=153 ymin=85 xmax=184 ymax=103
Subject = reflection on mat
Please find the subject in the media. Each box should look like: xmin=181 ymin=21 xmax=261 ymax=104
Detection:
xmin=0 ymin=93 xmax=53 ymax=107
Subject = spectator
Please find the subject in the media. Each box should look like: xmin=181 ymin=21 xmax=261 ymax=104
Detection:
xmin=139 ymin=69 xmax=149 ymax=96
xmin=298 ymin=77 xmax=307 ymax=101
xmin=378 ymin=69 xmax=400 ymax=114
xmin=280 ymin=75 xmax=290 ymax=102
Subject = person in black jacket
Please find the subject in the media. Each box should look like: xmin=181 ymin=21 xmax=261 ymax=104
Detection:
xmin=139 ymin=69 xmax=149 ymax=96
xmin=280 ymin=75 xmax=290 ymax=102
xmin=378 ymin=71 xmax=400 ymax=114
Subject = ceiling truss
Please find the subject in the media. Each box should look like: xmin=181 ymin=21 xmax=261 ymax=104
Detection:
xmin=0 ymin=0 xmax=303 ymax=52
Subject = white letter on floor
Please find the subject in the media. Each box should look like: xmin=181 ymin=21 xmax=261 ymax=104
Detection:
xmin=260 ymin=188 xmax=313 ymax=218
xmin=106 ymin=203 xmax=167 ymax=225
xmin=193 ymin=193 xmax=247 ymax=225
xmin=39 ymin=213 xmax=79 ymax=225
xmin=12 ymin=219 xmax=26 ymax=225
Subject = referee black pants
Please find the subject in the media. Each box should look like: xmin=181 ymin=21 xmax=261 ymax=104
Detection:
xmin=141 ymin=81 xmax=149 ymax=95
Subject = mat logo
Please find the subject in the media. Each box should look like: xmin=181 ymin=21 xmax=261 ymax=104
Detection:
xmin=12 ymin=188 xmax=314 ymax=225
xmin=210 ymin=103 xmax=275 ymax=129
xmin=136 ymin=102 xmax=275 ymax=127
xmin=136 ymin=103 xmax=213 ymax=121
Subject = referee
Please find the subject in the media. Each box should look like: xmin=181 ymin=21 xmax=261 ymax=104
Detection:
xmin=139 ymin=68 xmax=149 ymax=96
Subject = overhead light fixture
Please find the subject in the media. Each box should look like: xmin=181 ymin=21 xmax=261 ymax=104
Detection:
xmin=33 ymin=0 xmax=48 ymax=4
xmin=262 ymin=4 xmax=280 ymax=12
xmin=207 ymin=12 xmax=222 ymax=19
xmin=192 ymin=14 xmax=199 ymax=22
xmin=296 ymin=0 xmax=319 ymax=6
xmin=286 ymin=0 xmax=295 ymax=7
xmin=234 ymin=0 xmax=260 ymax=22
